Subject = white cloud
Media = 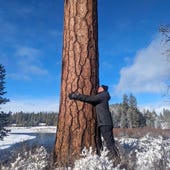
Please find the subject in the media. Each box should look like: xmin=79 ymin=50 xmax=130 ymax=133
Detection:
xmin=8 ymin=46 xmax=50 ymax=80
xmin=1 ymin=97 xmax=59 ymax=113
xmin=7 ymin=73 xmax=31 ymax=81
xmin=16 ymin=47 xmax=41 ymax=60
xmin=115 ymin=36 xmax=170 ymax=95
xmin=24 ymin=65 xmax=49 ymax=75
xmin=17 ymin=63 xmax=49 ymax=76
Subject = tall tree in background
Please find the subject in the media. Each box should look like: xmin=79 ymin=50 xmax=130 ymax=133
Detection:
xmin=54 ymin=0 xmax=99 ymax=167
xmin=0 ymin=64 xmax=10 ymax=140
xmin=120 ymin=94 xmax=128 ymax=128
xmin=129 ymin=94 xmax=137 ymax=109
xmin=117 ymin=94 xmax=146 ymax=128
xmin=129 ymin=94 xmax=138 ymax=127
xmin=144 ymin=110 xmax=156 ymax=128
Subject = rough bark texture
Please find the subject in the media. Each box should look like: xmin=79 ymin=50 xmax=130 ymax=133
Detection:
xmin=54 ymin=0 xmax=99 ymax=167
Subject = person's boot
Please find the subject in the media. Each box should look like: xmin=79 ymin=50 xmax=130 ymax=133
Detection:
xmin=111 ymin=145 xmax=121 ymax=167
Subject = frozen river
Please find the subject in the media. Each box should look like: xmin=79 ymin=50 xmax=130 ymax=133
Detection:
xmin=0 ymin=126 xmax=56 ymax=163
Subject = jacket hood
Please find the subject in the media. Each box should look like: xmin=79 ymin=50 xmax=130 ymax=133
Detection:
xmin=104 ymin=91 xmax=111 ymax=101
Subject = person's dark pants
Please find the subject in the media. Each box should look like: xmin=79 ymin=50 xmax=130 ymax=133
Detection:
xmin=100 ymin=125 xmax=117 ymax=157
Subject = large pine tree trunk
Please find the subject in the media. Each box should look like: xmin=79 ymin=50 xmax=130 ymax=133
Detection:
xmin=54 ymin=0 xmax=99 ymax=167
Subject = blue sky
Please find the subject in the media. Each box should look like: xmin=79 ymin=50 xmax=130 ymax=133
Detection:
xmin=0 ymin=0 xmax=170 ymax=113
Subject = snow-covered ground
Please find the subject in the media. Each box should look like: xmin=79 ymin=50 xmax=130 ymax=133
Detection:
xmin=0 ymin=133 xmax=35 ymax=150
xmin=0 ymin=126 xmax=56 ymax=150
xmin=0 ymin=127 xmax=170 ymax=170
xmin=8 ymin=126 xmax=56 ymax=133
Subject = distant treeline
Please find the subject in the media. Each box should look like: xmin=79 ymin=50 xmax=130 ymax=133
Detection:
xmin=9 ymin=112 xmax=58 ymax=126
xmin=110 ymin=94 xmax=170 ymax=129
xmin=6 ymin=94 xmax=170 ymax=129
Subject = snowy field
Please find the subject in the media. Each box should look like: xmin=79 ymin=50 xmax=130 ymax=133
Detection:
xmin=0 ymin=127 xmax=170 ymax=170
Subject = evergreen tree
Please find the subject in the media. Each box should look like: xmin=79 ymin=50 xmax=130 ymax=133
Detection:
xmin=0 ymin=112 xmax=10 ymax=140
xmin=128 ymin=94 xmax=146 ymax=127
xmin=122 ymin=94 xmax=129 ymax=110
xmin=131 ymin=109 xmax=140 ymax=128
xmin=0 ymin=64 xmax=10 ymax=140
xmin=129 ymin=93 xmax=137 ymax=109
xmin=161 ymin=109 xmax=170 ymax=129
xmin=144 ymin=110 xmax=156 ymax=128
xmin=127 ymin=108 xmax=133 ymax=128
xmin=0 ymin=64 xmax=9 ymax=105
xmin=138 ymin=112 xmax=146 ymax=127
xmin=110 ymin=104 xmax=121 ymax=128
xmin=120 ymin=109 xmax=128 ymax=128
xmin=120 ymin=94 xmax=129 ymax=128
xmin=9 ymin=112 xmax=58 ymax=126
xmin=154 ymin=115 xmax=161 ymax=128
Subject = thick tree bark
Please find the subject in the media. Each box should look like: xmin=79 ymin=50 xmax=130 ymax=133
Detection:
xmin=54 ymin=0 xmax=99 ymax=167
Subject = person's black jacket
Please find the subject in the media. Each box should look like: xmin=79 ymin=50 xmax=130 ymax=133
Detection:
xmin=69 ymin=91 xmax=113 ymax=127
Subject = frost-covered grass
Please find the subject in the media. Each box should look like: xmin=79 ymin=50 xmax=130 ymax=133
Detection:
xmin=1 ymin=133 xmax=170 ymax=170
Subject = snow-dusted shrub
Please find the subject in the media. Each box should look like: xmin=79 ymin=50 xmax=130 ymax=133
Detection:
xmin=1 ymin=145 xmax=49 ymax=170
xmin=118 ymin=134 xmax=170 ymax=170
xmin=135 ymin=134 xmax=170 ymax=170
xmin=1 ymin=133 xmax=170 ymax=170
xmin=74 ymin=147 xmax=122 ymax=170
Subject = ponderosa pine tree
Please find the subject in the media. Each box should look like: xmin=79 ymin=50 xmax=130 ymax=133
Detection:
xmin=54 ymin=0 xmax=100 ymax=167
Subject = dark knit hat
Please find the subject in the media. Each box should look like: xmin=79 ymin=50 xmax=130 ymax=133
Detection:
xmin=101 ymin=85 xmax=108 ymax=91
